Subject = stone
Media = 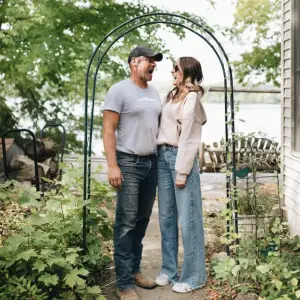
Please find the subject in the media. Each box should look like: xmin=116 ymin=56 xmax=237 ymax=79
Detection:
xmin=235 ymin=293 xmax=259 ymax=300
xmin=211 ymin=251 xmax=228 ymax=261
xmin=205 ymin=233 xmax=219 ymax=249
xmin=202 ymin=199 xmax=226 ymax=217
xmin=204 ymin=227 xmax=214 ymax=235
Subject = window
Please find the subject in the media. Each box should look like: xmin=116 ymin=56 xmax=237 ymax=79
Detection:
xmin=293 ymin=0 xmax=300 ymax=152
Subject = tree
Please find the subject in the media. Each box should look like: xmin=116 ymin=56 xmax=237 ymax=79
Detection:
xmin=0 ymin=0 xmax=210 ymax=152
xmin=231 ymin=0 xmax=281 ymax=87
xmin=0 ymin=96 xmax=17 ymax=133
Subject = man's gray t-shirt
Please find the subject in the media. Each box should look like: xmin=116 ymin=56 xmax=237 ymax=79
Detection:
xmin=103 ymin=79 xmax=161 ymax=155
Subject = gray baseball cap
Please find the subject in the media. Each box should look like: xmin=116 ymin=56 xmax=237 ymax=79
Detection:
xmin=128 ymin=46 xmax=163 ymax=63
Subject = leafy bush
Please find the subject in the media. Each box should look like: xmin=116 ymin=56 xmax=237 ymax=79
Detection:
xmin=236 ymin=189 xmax=275 ymax=216
xmin=211 ymin=219 xmax=300 ymax=299
xmin=0 ymin=162 xmax=114 ymax=299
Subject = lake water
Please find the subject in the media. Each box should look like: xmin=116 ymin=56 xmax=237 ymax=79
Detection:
xmin=91 ymin=103 xmax=281 ymax=155
xmin=201 ymin=103 xmax=281 ymax=146
xmin=15 ymin=100 xmax=280 ymax=154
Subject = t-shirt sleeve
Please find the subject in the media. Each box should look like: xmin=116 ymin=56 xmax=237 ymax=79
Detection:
xmin=103 ymin=84 xmax=124 ymax=113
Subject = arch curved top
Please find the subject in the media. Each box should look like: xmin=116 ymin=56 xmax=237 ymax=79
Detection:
xmin=84 ymin=12 xmax=235 ymax=141
xmin=85 ymin=12 xmax=232 ymax=81
xmin=86 ymin=19 xmax=231 ymax=147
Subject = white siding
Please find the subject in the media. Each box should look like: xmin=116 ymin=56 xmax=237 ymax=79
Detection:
xmin=282 ymin=0 xmax=300 ymax=235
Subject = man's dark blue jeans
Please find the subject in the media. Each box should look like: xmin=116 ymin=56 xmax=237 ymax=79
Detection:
xmin=114 ymin=151 xmax=157 ymax=291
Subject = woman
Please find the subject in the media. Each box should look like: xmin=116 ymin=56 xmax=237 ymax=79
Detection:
xmin=155 ymin=57 xmax=207 ymax=293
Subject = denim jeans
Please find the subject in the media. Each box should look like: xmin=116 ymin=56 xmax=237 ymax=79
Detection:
xmin=114 ymin=151 xmax=157 ymax=291
xmin=157 ymin=145 xmax=206 ymax=289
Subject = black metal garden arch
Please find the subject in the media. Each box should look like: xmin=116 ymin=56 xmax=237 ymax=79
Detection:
xmin=82 ymin=12 xmax=238 ymax=253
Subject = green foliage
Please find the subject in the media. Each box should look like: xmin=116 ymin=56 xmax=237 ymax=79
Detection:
xmin=212 ymin=220 xmax=300 ymax=299
xmin=236 ymin=189 xmax=275 ymax=216
xmin=0 ymin=0 xmax=209 ymax=151
xmin=212 ymin=125 xmax=293 ymax=298
xmin=0 ymin=162 xmax=114 ymax=299
xmin=0 ymin=96 xmax=17 ymax=133
xmin=231 ymin=0 xmax=281 ymax=87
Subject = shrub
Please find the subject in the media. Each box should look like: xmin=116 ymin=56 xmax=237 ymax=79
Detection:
xmin=0 ymin=162 xmax=114 ymax=299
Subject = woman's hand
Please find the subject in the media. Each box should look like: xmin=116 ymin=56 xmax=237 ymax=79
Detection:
xmin=175 ymin=179 xmax=186 ymax=188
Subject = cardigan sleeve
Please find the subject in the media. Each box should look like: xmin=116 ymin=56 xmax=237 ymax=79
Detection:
xmin=175 ymin=92 xmax=206 ymax=181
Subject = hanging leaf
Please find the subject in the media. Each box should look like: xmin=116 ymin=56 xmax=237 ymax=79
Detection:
xmin=231 ymin=265 xmax=240 ymax=276
xmin=28 ymin=214 xmax=49 ymax=226
xmin=295 ymin=290 xmax=300 ymax=298
xmin=291 ymin=278 xmax=298 ymax=287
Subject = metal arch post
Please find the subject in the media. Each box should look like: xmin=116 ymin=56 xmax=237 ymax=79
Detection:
xmin=40 ymin=124 xmax=66 ymax=178
xmin=228 ymin=66 xmax=238 ymax=243
xmin=84 ymin=20 xmax=229 ymax=253
xmin=83 ymin=13 xmax=236 ymax=254
xmin=1 ymin=129 xmax=40 ymax=192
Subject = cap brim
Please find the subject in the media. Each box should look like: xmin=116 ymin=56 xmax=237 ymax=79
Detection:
xmin=149 ymin=53 xmax=163 ymax=61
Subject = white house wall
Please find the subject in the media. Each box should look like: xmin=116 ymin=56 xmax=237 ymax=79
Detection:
xmin=282 ymin=0 xmax=300 ymax=235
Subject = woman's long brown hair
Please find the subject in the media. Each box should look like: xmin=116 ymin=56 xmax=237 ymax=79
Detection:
xmin=166 ymin=56 xmax=204 ymax=102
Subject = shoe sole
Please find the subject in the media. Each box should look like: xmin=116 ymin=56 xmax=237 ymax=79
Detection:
xmin=134 ymin=280 xmax=158 ymax=290
xmin=155 ymin=280 xmax=169 ymax=286
xmin=116 ymin=290 xmax=140 ymax=300
xmin=172 ymin=286 xmax=192 ymax=293
xmin=172 ymin=284 xmax=205 ymax=293
xmin=172 ymin=288 xmax=192 ymax=293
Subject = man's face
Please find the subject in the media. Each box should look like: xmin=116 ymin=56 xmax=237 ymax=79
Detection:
xmin=131 ymin=56 xmax=156 ymax=82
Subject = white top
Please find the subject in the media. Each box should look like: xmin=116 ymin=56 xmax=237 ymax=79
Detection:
xmin=157 ymin=100 xmax=182 ymax=147
xmin=157 ymin=92 xmax=207 ymax=181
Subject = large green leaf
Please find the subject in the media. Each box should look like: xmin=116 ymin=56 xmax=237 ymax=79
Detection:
xmin=47 ymin=256 xmax=67 ymax=268
xmin=16 ymin=249 xmax=38 ymax=261
xmin=64 ymin=268 xmax=89 ymax=288
xmin=295 ymin=290 xmax=300 ymax=298
xmin=65 ymin=253 xmax=79 ymax=265
xmin=256 ymin=264 xmax=270 ymax=274
xmin=38 ymin=273 xmax=59 ymax=287
xmin=33 ymin=259 xmax=47 ymax=273
xmin=28 ymin=214 xmax=49 ymax=226
xmin=86 ymin=286 xmax=102 ymax=294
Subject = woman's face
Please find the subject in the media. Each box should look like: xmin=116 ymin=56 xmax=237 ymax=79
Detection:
xmin=171 ymin=60 xmax=183 ymax=87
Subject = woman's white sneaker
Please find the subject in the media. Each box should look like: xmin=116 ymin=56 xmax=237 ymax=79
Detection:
xmin=155 ymin=273 xmax=169 ymax=286
xmin=172 ymin=282 xmax=192 ymax=293
xmin=172 ymin=282 xmax=205 ymax=293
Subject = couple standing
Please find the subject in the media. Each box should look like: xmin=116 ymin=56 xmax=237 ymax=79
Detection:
xmin=103 ymin=45 xmax=207 ymax=300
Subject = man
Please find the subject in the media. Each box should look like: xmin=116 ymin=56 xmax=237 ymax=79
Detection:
xmin=102 ymin=45 xmax=163 ymax=300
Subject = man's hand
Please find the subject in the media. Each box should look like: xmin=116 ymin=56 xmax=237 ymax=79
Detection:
xmin=175 ymin=179 xmax=186 ymax=188
xmin=108 ymin=165 xmax=124 ymax=189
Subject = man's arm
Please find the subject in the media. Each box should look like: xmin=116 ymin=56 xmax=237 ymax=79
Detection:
xmin=103 ymin=110 xmax=123 ymax=188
